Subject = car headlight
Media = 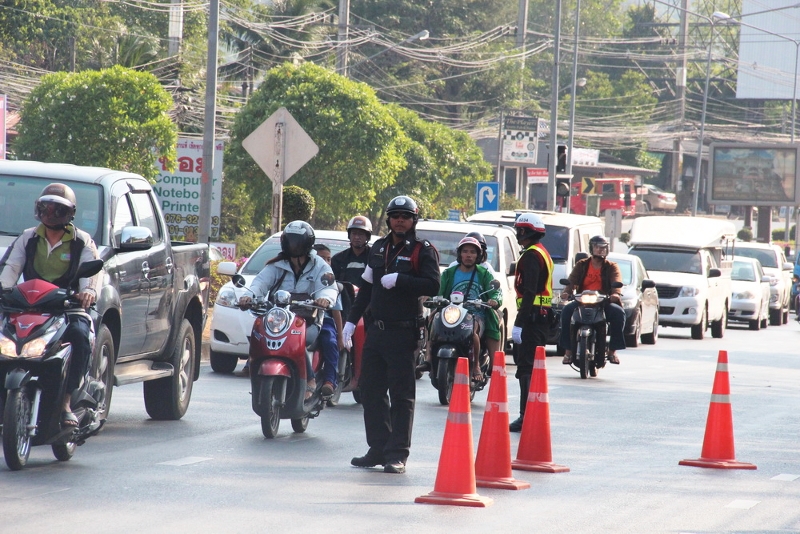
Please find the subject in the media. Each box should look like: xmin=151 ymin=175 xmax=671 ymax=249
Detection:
xmin=215 ymin=286 xmax=238 ymax=308
xmin=733 ymin=291 xmax=754 ymax=300
xmin=621 ymin=298 xmax=636 ymax=309
xmin=442 ymin=305 xmax=461 ymax=325
xmin=679 ymin=286 xmax=700 ymax=297
xmin=266 ymin=308 xmax=290 ymax=333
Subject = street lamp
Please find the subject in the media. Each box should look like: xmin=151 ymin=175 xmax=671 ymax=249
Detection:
xmin=345 ymin=30 xmax=429 ymax=73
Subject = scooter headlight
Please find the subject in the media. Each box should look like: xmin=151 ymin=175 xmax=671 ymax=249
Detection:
xmin=576 ymin=293 xmax=599 ymax=305
xmin=0 ymin=332 xmax=16 ymax=357
xmin=266 ymin=308 xmax=290 ymax=334
xmin=442 ymin=305 xmax=461 ymax=325
xmin=19 ymin=316 xmax=65 ymax=358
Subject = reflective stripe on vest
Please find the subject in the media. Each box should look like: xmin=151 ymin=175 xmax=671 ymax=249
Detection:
xmin=516 ymin=243 xmax=554 ymax=308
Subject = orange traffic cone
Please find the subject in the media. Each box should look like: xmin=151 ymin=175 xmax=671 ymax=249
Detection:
xmin=416 ymin=357 xmax=493 ymax=507
xmin=512 ymin=345 xmax=569 ymax=473
xmin=679 ymin=350 xmax=756 ymax=470
xmin=475 ymin=351 xmax=530 ymax=490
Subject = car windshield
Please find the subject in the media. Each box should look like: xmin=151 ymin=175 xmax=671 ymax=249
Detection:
xmin=241 ymin=236 xmax=351 ymax=275
xmin=732 ymin=261 xmax=757 ymax=282
xmin=413 ymin=229 xmax=501 ymax=271
xmin=629 ymin=248 xmax=702 ymax=274
xmin=733 ymin=247 xmax=777 ymax=268
xmin=0 ymin=175 xmax=105 ymax=244
xmin=615 ymin=259 xmax=633 ymax=285
xmin=538 ymin=225 xmax=568 ymax=261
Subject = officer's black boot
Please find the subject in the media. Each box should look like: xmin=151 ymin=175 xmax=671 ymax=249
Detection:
xmin=509 ymin=375 xmax=530 ymax=432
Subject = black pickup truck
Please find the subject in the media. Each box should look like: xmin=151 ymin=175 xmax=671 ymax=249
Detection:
xmin=0 ymin=161 xmax=209 ymax=420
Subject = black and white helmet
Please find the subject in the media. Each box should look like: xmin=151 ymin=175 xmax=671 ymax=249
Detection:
xmin=281 ymin=221 xmax=315 ymax=258
xmin=35 ymin=183 xmax=77 ymax=230
xmin=589 ymin=235 xmax=609 ymax=259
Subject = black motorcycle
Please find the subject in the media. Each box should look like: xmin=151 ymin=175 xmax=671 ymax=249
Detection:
xmin=0 ymin=259 xmax=107 ymax=470
xmin=423 ymin=279 xmax=501 ymax=405
xmin=560 ymin=278 xmax=624 ymax=380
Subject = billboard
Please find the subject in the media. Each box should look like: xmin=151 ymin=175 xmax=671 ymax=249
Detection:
xmin=153 ymin=138 xmax=224 ymax=240
xmin=501 ymin=116 xmax=538 ymax=164
xmin=708 ymin=143 xmax=800 ymax=206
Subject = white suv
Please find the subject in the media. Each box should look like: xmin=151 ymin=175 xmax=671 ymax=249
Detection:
xmin=732 ymin=242 xmax=793 ymax=325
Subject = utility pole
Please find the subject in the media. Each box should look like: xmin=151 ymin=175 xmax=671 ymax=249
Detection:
xmin=336 ymin=0 xmax=350 ymax=77
xmin=199 ymin=0 xmax=219 ymax=244
xmin=546 ymin=0 xmax=562 ymax=211
xmin=671 ymin=0 xmax=688 ymax=193
xmin=516 ymin=0 xmax=529 ymax=95
xmin=168 ymin=0 xmax=184 ymax=57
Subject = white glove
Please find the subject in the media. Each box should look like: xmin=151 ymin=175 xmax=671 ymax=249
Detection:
xmin=342 ymin=322 xmax=356 ymax=350
xmin=362 ymin=265 xmax=374 ymax=284
xmin=512 ymin=326 xmax=523 ymax=345
xmin=381 ymin=272 xmax=399 ymax=289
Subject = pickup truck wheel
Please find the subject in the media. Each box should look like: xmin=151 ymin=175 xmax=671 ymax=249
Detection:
xmin=93 ymin=325 xmax=116 ymax=424
xmin=209 ymin=349 xmax=238 ymax=374
xmin=641 ymin=313 xmax=658 ymax=345
xmin=782 ymin=307 xmax=789 ymax=324
xmin=769 ymin=308 xmax=781 ymax=326
xmin=690 ymin=308 xmax=706 ymax=340
xmin=144 ymin=319 xmax=195 ymax=420
xmin=710 ymin=310 xmax=726 ymax=338
xmin=625 ymin=311 xmax=641 ymax=347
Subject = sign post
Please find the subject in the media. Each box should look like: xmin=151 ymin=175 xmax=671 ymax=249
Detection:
xmin=475 ymin=182 xmax=500 ymax=212
xmin=242 ymin=107 xmax=319 ymax=233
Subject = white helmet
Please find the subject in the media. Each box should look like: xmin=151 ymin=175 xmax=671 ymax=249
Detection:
xmin=514 ymin=212 xmax=546 ymax=241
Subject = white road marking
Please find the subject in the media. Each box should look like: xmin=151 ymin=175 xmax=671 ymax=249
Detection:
xmin=158 ymin=456 xmax=213 ymax=466
xmin=771 ymin=473 xmax=800 ymax=481
xmin=725 ymin=500 xmax=760 ymax=509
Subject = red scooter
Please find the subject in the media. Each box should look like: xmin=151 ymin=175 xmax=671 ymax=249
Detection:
xmin=328 ymin=282 xmax=365 ymax=405
xmin=232 ymin=274 xmax=334 ymax=438
xmin=0 ymin=259 xmax=108 ymax=470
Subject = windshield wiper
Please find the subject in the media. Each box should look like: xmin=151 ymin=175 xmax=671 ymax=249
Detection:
xmin=0 ymin=231 xmax=21 ymax=236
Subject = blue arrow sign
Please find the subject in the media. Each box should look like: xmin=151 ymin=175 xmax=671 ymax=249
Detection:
xmin=475 ymin=182 xmax=500 ymax=212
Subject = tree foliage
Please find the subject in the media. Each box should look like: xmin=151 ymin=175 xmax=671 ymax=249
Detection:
xmin=282 ymin=185 xmax=315 ymax=222
xmin=16 ymin=66 xmax=177 ymax=181
xmin=225 ymin=62 xmax=409 ymax=233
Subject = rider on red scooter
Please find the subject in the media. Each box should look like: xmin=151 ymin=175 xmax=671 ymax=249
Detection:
xmin=238 ymin=221 xmax=339 ymax=397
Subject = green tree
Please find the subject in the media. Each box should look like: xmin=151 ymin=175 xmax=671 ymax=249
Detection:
xmin=282 ymin=185 xmax=316 ymax=222
xmin=16 ymin=66 xmax=177 ymax=181
xmin=225 ymin=62 xmax=408 ymax=233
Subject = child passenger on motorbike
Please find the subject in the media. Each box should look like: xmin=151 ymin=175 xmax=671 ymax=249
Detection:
xmin=238 ymin=221 xmax=338 ymax=399
xmin=418 ymin=235 xmax=501 ymax=382
xmin=312 ymin=243 xmax=344 ymax=398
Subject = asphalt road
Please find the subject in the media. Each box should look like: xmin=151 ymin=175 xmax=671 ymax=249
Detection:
xmin=2 ymin=319 xmax=800 ymax=533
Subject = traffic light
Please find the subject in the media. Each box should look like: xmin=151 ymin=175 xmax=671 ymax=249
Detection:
xmin=556 ymin=177 xmax=571 ymax=197
xmin=556 ymin=144 xmax=567 ymax=174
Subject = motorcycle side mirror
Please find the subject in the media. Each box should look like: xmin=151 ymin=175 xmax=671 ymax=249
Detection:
xmin=641 ymin=279 xmax=656 ymax=290
xmin=320 ymin=272 xmax=335 ymax=287
xmin=489 ymin=279 xmax=501 ymax=290
xmin=612 ymin=281 xmax=624 ymax=289
xmin=559 ymin=278 xmax=570 ymax=285
xmin=75 ymin=259 xmax=104 ymax=280
xmin=231 ymin=274 xmax=247 ymax=288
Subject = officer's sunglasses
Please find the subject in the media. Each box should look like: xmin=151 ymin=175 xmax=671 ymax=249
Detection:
xmin=389 ymin=212 xmax=413 ymax=220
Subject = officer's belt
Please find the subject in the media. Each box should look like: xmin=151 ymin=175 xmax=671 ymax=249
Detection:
xmin=373 ymin=319 xmax=416 ymax=330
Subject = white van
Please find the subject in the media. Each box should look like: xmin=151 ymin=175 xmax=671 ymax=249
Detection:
xmin=627 ymin=216 xmax=734 ymax=339
xmin=466 ymin=210 xmax=605 ymax=353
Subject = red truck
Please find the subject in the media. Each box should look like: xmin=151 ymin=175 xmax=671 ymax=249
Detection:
xmin=569 ymin=177 xmax=637 ymax=217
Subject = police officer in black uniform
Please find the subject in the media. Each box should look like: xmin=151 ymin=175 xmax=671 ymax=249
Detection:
xmin=331 ymin=215 xmax=373 ymax=288
xmin=509 ymin=213 xmax=554 ymax=432
xmin=342 ymin=196 xmax=440 ymax=474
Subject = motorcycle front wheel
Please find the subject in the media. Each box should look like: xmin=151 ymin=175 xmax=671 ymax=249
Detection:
xmin=259 ymin=376 xmax=282 ymax=439
xmin=437 ymin=359 xmax=456 ymax=405
xmin=578 ymin=336 xmax=590 ymax=380
xmin=3 ymin=389 xmax=33 ymax=470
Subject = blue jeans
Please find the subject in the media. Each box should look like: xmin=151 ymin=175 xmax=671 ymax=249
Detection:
xmin=319 ymin=317 xmax=340 ymax=386
xmin=560 ymin=300 xmax=626 ymax=352
xmin=63 ymin=314 xmax=92 ymax=392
